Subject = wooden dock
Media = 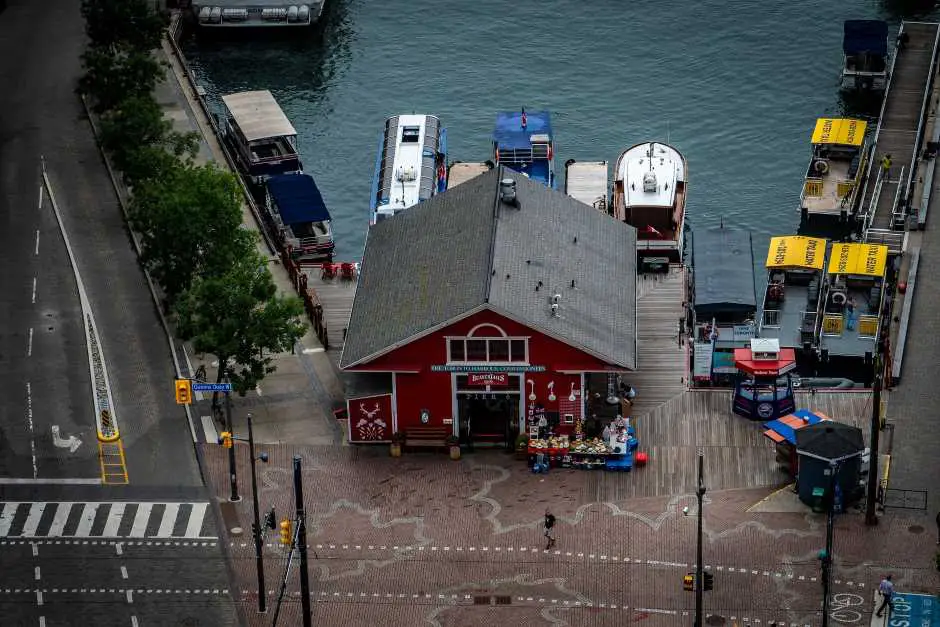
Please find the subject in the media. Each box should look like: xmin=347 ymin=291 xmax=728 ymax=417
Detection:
xmin=626 ymin=266 xmax=688 ymax=418
xmin=447 ymin=162 xmax=491 ymax=189
xmin=592 ymin=390 xmax=875 ymax=499
xmin=564 ymin=160 xmax=608 ymax=210
xmin=301 ymin=263 xmax=358 ymax=365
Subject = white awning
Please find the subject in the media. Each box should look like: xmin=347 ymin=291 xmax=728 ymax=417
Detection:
xmin=221 ymin=90 xmax=296 ymax=142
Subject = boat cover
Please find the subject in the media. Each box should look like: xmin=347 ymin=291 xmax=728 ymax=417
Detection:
xmin=843 ymin=20 xmax=888 ymax=56
xmin=492 ymin=110 xmax=553 ymax=149
xmin=692 ymin=227 xmax=757 ymax=315
xmin=267 ymin=174 xmax=331 ymax=226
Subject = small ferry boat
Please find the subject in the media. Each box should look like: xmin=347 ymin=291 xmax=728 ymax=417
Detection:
xmin=492 ymin=109 xmax=556 ymax=188
xmin=799 ymin=118 xmax=870 ymax=223
xmin=193 ymin=0 xmax=325 ymax=28
xmin=757 ymin=235 xmax=828 ymax=363
xmin=564 ymin=160 xmax=609 ymax=211
xmin=265 ymin=174 xmax=334 ymax=261
xmin=370 ymin=114 xmax=447 ymax=225
xmin=841 ymin=20 xmax=890 ymax=92
xmin=220 ymin=90 xmax=301 ymax=187
xmin=817 ymin=242 xmax=889 ymax=374
xmin=612 ymin=142 xmax=688 ymax=266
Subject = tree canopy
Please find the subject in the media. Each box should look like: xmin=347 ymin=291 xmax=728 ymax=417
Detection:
xmin=79 ymin=47 xmax=166 ymax=114
xmin=174 ymin=248 xmax=307 ymax=396
xmin=81 ymin=0 xmax=167 ymax=52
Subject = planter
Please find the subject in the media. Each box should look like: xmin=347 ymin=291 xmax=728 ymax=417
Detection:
xmin=390 ymin=443 xmax=402 ymax=458
xmin=449 ymin=445 xmax=461 ymax=461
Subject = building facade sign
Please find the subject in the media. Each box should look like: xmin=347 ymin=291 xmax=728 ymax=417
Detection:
xmin=431 ymin=364 xmax=547 ymax=373
xmin=466 ymin=373 xmax=510 ymax=387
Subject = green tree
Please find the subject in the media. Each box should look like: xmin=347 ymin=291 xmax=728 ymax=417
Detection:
xmin=81 ymin=0 xmax=167 ymax=53
xmin=79 ymin=47 xmax=166 ymax=114
xmin=99 ymin=96 xmax=198 ymax=186
xmin=175 ymin=248 xmax=307 ymax=397
xmin=129 ymin=163 xmax=247 ymax=301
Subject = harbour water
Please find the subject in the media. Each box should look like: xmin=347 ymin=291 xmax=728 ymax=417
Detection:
xmin=182 ymin=0 xmax=940 ymax=263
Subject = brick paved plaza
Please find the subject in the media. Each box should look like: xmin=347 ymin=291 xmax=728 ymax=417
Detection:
xmin=201 ymin=444 xmax=940 ymax=627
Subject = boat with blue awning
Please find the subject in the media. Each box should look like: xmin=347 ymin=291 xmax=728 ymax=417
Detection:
xmin=841 ymin=20 xmax=890 ymax=91
xmin=492 ymin=109 xmax=556 ymax=189
xmin=265 ymin=174 xmax=334 ymax=261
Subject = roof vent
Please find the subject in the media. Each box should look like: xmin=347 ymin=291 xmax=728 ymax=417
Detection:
xmin=643 ymin=171 xmax=658 ymax=193
xmin=550 ymin=303 xmax=559 ymax=317
xmin=551 ymin=294 xmax=561 ymax=304
xmin=500 ymin=178 xmax=517 ymax=205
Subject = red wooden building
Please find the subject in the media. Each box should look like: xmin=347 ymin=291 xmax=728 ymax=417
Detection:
xmin=340 ymin=167 xmax=638 ymax=445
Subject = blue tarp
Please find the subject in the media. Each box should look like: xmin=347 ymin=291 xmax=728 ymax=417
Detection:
xmin=763 ymin=409 xmax=828 ymax=446
xmin=493 ymin=110 xmax=553 ymax=150
xmin=266 ymin=174 xmax=331 ymax=226
xmin=843 ymin=20 xmax=888 ymax=56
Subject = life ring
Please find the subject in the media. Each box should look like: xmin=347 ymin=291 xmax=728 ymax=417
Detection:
xmin=768 ymin=283 xmax=785 ymax=301
xmin=814 ymin=160 xmax=830 ymax=175
xmin=437 ymin=163 xmax=446 ymax=181
xmin=831 ymin=291 xmax=847 ymax=305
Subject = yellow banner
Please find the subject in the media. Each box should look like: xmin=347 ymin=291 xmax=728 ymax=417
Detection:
xmin=811 ymin=118 xmax=867 ymax=147
xmin=766 ymin=236 xmax=827 ymax=270
xmin=827 ymin=243 xmax=888 ymax=277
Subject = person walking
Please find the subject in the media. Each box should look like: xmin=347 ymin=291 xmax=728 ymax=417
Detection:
xmin=876 ymin=574 xmax=894 ymax=617
xmin=881 ymin=154 xmax=893 ymax=178
xmin=543 ymin=509 xmax=556 ymax=550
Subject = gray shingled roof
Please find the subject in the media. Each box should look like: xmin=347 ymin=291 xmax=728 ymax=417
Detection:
xmin=340 ymin=167 xmax=637 ymax=369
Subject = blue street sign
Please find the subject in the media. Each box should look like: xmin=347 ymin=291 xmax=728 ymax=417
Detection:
xmin=892 ymin=592 xmax=940 ymax=627
xmin=192 ymin=383 xmax=233 ymax=392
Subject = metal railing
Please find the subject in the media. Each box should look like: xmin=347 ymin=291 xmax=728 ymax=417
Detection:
xmin=804 ymin=178 xmax=823 ymax=197
xmin=836 ymin=179 xmax=855 ymax=199
xmin=761 ymin=309 xmax=781 ymax=328
xmin=821 ymin=313 xmax=844 ymax=336
xmin=857 ymin=314 xmax=880 ymax=338
xmin=891 ymin=165 xmax=908 ymax=228
xmin=860 ymin=165 xmax=885 ymax=232
xmin=905 ymin=23 xmax=940 ymax=213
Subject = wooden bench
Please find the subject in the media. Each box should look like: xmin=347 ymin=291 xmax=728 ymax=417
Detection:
xmin=404 ymin=427 xmax=450 ymax=452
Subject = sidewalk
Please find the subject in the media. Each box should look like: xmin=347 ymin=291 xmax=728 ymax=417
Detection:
xmin=155 ymin=27 xmax=346 ymax=447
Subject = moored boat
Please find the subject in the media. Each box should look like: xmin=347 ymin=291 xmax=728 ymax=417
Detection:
xmin=220 ymin=90 xmax=301 ymax=187
xmin=265 ymin=174 xmax=334 ymax=261
xmin=370 ymin=115 xmax=447 ymax=225
xmin=841 ymin=20 xmax=890 ymax=92
xmin=492 ymin=109 xmax=556 ymax=188
xmin=193 ymin=1 xmax=326 ymax=28
xmin=799 ymin=118 xmax=870 ymax=223
xmin=612 ymin=142 xmax=687 ymax=267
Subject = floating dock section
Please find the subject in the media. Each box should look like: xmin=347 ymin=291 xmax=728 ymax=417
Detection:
xmin=564 ymin=160 xmax=608 ymax=210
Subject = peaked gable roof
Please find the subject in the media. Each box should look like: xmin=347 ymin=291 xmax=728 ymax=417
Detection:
xmin=340 ymin=167 xmax=637 ymax=369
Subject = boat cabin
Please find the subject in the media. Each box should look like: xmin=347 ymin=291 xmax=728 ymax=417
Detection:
xmin=758 ymin=236 xmax=828 ymax=356
xmin=220 ymin=90 xmax=301 ymax=186
xmin=492 ymin=110 xmax=556 ymax=189
xmin=266 ymin=174 xmax=334 ymax=261
xmin=818 ymin=243 xmax=888 ymax=365
xmin=800 ymin=118 xmax=869 ymax=222
xmin=841 ymin=20 xmax=890 ymax=91
xmin=371 ymin=114 xmax=447 ymax=225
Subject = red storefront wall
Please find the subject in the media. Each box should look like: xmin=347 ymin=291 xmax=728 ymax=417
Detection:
xmin=346 ymin=308 xmax=626 ymax=434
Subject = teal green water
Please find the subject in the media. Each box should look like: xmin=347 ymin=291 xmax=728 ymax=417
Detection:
xmin=183 ymin=0 xmax=940 ymax=262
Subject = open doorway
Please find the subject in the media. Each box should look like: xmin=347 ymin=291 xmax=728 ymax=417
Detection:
xmin=454 ymin=374 xmax=521 ymax=447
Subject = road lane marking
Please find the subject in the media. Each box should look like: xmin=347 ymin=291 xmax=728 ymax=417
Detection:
xmin=34 ymin=567 xmax=40 ymax=581
xmin=34 ymin=230 xmax=39 ymax=255
xmin=201 ymin=415 xmax=218 ymax=444
xmin=127 ymin=590 xmax=133 ymax=604
xmin=32 ymin=277 xmax=37 ymax=304
xmin=184 ymin=503 xmax=208 ymax=538
xmin=20 ymin=504 xmax=46 ymax=537
xmin=38 ymin=182 xmax=42 ymax=210
xmin=129 ymin=504 xmax=152 ymax=537
xmin=120 ymin=566 xmax=128 ymax=579
xmin=158 ymin=504 xmax=180 ymax=537
xmin=36 ymin=590 xmax=43 ymax=606
xmin=39 ymin=618 xmax=45 ymax=627
xmin=31 ymin=543 xmax=38 ymax=557
xmin=131 ymin=616 xmax=139 ymax=626
xmin=74 ymin=503 xmax=100 ymax=537
xmin=0 ymin=478 xmax=101 ymax=485
xmin=47 ymin=503 xmax=72 ymax=536
xmin=27 ymin=328 xmax=33 ymax=357
xmin=103 ymin=503 xmax=125 ymax=537
xmin=25 ymin=383 xmax=38 ymax=479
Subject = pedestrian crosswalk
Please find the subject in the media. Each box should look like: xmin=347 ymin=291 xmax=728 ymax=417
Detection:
xmin=0 ymin=501 xmax=215 ymax=539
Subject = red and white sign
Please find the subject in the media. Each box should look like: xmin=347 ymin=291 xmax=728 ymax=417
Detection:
xmin=346 ymin=393 xmax=393 ymax=443
xmin=466 ymin=373 xmax=509 ymax=387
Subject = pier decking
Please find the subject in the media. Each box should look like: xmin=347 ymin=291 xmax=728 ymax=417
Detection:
xmin=447 ymin=162 xmax=491 ymax=189
xmin=860 ymin=22 xmax=940 ymax=249
xmin=564 ymin=160 xmax=608 ymax=210
xmin=301 ymin=264 xmax=357 ymax=366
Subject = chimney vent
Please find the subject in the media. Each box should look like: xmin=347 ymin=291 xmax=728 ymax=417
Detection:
xmin=499 ymin=178 xmax=517 ymax=205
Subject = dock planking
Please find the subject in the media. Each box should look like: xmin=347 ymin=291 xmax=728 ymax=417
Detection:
xmin=301 ymin=264 xmax=358 ymax=365
xmin=564 ymin=160 xmax=609 ymax=210
xmin=447 ymin=162 xmax=492 ymax=189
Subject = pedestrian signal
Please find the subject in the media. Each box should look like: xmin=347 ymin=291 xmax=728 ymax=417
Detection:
xmin=279 ymin=519 xmax=292 ymax=545
xmin=704 ymin=572 xmax=714 ymax=591
xmin=175 ymin=379 xmax=192 ymax=405
xmin=219 ymin=431 xmax=233 ymax=449
xmin=683 ymin=573 xmax=695 ymax=591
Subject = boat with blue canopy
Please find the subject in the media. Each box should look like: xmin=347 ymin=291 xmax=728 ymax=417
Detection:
xmin=841 ymin=20 xmax=890 ymax=91
xmin=492 ymin=109 xmax=556 ymax=189
xmin=265 ymin=174 xmax=334 ymax=261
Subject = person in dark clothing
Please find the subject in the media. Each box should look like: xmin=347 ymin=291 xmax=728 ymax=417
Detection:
xmin=543 ymin=510 xmax=556 ymax=550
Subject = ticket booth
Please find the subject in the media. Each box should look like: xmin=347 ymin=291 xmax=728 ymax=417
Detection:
xmin=732 ymin=338 xmax=797 ymax=421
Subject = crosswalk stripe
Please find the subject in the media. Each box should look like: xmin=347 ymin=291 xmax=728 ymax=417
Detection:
xmin=0 ymin=503 xmax=19 ymax=536
xmin=103 ymin=503 xmax=125 ymax=537
xmin=20 ymin=503 xmax=46 ymax=537
xmin=158 ymin=504 xmax=180 ymax=537
xmin=184 ymin=503 xmax=208 ymax=539
xmin=129 ymin=504 xmax=153 ymax=538
xmin=47 ymin=503 xmax=73 ymax=536
xmin=74 ymin=503 xmax=100 ymax=537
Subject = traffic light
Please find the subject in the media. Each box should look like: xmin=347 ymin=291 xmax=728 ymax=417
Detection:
xmin=704 ymin=572 xmax=714 ymax=591
xmin=683 ymin=573 xmax=694 ymax=591
xmin=279 ymin=519 xmax=293 ymax=545
xmin=175 ymin=379 xmax=192 ymax=405
xmin=219 ymin=431 xmax=233 ymax=448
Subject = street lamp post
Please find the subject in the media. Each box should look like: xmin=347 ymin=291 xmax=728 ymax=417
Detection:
xmin=695 ymin=449 xmax=706 ymax=627
xmin=225 ymin=377 xmax=240 ymax=502
xmin=247 ymin=414 xmax=267 ymax=613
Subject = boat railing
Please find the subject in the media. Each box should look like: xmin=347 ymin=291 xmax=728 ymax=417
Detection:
xmin=804 ymin=178 xmax=824 ymax=197
xmin=821 ymin=313 xmax=844 ymax=336
xmin=800 ymin=310 xmax=818 ymax=341
xmin=837 ymin=179 xmax=856 ymax=199
xmin=761 ymin=309 xmax=781 ymax=328
xmin=857 ymin=314 xmax=880 ymax=339
xmin=285 ymin=234 xmax=334 ymax=256
xmin=497 ymin=147 xmax=534 ymax=163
